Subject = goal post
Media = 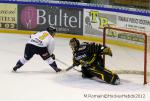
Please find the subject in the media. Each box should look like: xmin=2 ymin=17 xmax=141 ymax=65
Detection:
xmin=103 ymin=27 xmax=149 ymax=84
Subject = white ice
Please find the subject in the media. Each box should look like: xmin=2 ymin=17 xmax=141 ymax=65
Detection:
xmin=0 ymin=33 xmax=150 ymax=101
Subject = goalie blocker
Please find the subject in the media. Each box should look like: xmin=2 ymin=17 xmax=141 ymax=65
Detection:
xmin=69 ymin=38 xmax=120 ymax=85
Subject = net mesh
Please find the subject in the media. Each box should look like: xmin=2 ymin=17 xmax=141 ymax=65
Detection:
xmin=103 ymin=27 xmax=149 ymax=84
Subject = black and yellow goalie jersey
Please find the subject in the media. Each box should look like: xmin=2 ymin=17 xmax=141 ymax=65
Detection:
xmin=72 ymin=42 xmax=108 ymax=68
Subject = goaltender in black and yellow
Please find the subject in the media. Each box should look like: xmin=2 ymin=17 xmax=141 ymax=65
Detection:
xmin=67 ymin=38 xmax=120 ymax=85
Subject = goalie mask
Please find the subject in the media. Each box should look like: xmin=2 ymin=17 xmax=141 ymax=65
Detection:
xmin=47 ymin=26 xmax=56 ymax=36
xmin=69 ymin=38 xmax=80 ymax=52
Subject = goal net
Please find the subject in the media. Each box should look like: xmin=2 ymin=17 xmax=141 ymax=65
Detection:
xmin=103 ymin=27 xmax=150 ymax=84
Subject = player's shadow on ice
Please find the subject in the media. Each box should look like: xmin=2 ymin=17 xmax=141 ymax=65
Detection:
xmin=52 ymin=71 xmax=116 ymax=90
xmin=11 ymin=69 xmax=147 ymax=91
xmin=52 ymin=71 xmax=146 ymax=91
xmin=11 ymin=68 xmax=57 ymax=75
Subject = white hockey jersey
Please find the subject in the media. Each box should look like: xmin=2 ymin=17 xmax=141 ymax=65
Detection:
xmin=27 ymin=31 xmax=55 ymax=55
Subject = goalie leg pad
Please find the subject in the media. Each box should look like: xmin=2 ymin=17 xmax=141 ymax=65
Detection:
xmin=89 ymin=68 xmax=120 ymax=85
xmin=81 ymin=66 xmax=94 ymax=78
xmin=111 ymin=74 xmax=120 ymax=85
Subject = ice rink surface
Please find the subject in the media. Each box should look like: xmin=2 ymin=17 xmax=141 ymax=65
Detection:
xmin=0 ymin=33 xmax=150 ymax=101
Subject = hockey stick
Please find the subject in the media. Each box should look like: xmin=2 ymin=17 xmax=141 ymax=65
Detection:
xmin=72 ymin=68 xmax=81 ymax=72
xmin=66 ymin=65 xmax=74 ymax=71
xmin=66 ymin=65 xmax=81 ymax=72
xmin=55 ymin=58 xmax=69 ymax=67
xmin=55 ymin=58 xmax=75 ymax=71
xmin=55 ymin=58 xmax=81 ymax=72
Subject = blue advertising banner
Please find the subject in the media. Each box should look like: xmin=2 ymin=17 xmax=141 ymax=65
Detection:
xmin=18 ymin=4 xmax=83 ymax=35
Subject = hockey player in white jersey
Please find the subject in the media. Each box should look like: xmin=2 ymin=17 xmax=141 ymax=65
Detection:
xmin=13 ymin=26 xmax=62 ymax=72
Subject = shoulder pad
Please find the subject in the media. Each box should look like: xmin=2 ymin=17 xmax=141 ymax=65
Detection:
xmin=82 ymin=42 xmax=88 ymax=45
xmin=78 ymin=44 xmax=87 ymax=51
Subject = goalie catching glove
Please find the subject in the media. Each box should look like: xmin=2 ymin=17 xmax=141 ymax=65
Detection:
xmin=102 ymin=47 xmax=112 ymax=56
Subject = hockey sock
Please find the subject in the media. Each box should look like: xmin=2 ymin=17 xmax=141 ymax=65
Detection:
xmin=13 ymin=60 xmax=23 ymax=71
xmin=16 ymin=60 xmax=23 ymax=68
xmin=49 ymin=61 xmax=61 ymax=72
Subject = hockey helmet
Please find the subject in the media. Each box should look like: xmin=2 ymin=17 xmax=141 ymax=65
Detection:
xmin=47 ymin=26 xmax=56 ymax=35
xmin=69 ymin=38 xmax=80 ymax=51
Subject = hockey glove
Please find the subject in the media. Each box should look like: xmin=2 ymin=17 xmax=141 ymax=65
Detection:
xmin=50 ymin=54 xmax=55 ymax=60
xmin=102 ymin=47 xmax=112 ymax=56
xmin=80 ymin=60 xmax=89 ymax=67
xmin=79 ymin=54 xmax=96 ymax=67
xmin=73 ymin=58 xmax=80 ymax=66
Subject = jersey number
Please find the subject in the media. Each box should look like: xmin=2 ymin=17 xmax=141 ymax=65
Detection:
xmin=39 ymin=32 xmax=49 ymax=40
